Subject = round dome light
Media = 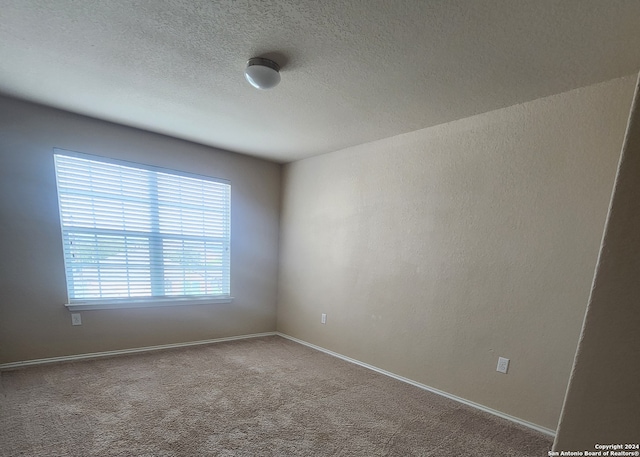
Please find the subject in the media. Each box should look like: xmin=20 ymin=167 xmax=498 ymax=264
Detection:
xmin=244 ymin=57 xmax=281 ymax=90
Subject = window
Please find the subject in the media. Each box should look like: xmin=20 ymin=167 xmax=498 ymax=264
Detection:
xmin=54 ymin=149 xmax=231 ymax=310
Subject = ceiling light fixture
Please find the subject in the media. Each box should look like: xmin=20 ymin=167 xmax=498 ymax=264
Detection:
xmin=244 ymin=57 xmax=281 ymax=90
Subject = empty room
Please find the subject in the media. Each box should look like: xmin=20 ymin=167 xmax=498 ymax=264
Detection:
xmin=1 ymin=1 xmax=639 ymax=456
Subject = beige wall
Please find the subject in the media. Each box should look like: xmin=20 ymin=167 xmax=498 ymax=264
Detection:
xmin=0 ymin=96 xmax=281 ymax=364
xmin=553 ymin=76 xmax=640 ymax=449
xmin=277 ymin=76 xmax=636 ymax=430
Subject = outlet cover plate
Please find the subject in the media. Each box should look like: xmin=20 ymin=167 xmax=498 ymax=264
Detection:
xmin=497 ymin=357 xmax=509 ymax=374
xmin=71 ymin=313 xmax=82 ymax=326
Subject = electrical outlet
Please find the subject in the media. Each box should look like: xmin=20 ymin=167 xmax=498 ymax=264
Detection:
xmin=496 ymin=357 xmax=509 ymax=374
xmin=321 ymin=313 xmax=327 ymax=324
xmin=71 ymin=313 xmax=82 ymax=326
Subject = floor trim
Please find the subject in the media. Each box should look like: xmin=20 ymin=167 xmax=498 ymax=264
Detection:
xmin=277 ymin=332 xmax=556 ymax=437
xmin=0 ymin=332 xmax=277 ymax=371
xmin=1 ymin=330 xmax=556 ymax=437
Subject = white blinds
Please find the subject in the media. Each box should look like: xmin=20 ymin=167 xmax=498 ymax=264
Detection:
xmin=53 ymin=150 xmax=231 ymax=303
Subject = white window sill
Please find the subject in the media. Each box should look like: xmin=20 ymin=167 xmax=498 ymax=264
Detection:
xmin=65 ymin=297 xmax=233 ymax=311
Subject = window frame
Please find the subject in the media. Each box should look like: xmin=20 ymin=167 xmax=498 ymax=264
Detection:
xmin=53 ymin=149 xmax=233 ymax=311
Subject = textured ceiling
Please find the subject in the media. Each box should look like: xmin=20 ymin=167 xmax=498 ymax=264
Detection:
xmin=1 ymin=0 xmax=640 ymax=163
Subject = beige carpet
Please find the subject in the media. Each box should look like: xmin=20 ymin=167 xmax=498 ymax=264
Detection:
xmin=0 ymin=336 xmax=551 ymax=456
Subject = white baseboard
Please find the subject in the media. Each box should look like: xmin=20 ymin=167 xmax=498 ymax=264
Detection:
xmin=0 ymin=330 xmax=556 ymax=437
xmin=276 ymin=332 xmax=556 ymax=437
xmin=0 ymin=332 xmax=277 ymax=371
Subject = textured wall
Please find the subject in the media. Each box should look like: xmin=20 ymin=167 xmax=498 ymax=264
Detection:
xmin=553 ymin=76 xmax=640 ymax=449
xmin=0 ymin=96 xmax=280 ymax=364
xmin=277 ymin=76 xmax=636 ymax=430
